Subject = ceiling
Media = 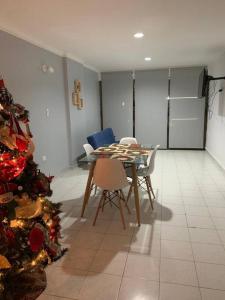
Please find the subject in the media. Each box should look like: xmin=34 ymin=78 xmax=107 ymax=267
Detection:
xmin=0 ymin=0 xmax=225 ymax=72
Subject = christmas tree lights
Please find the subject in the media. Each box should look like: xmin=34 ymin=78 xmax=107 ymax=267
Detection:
xmin=0 ymin=77 xmax=66 ymax=299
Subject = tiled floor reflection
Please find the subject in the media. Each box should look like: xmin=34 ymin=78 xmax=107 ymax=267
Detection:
xmin=38 ymin=150 xmax=225 ymax=300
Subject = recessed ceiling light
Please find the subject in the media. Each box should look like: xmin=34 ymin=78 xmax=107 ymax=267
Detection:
xmin=145 ymin=57 xmax=152 ymax=61
xmin=134 ymin=32 xmax=144 ymax=38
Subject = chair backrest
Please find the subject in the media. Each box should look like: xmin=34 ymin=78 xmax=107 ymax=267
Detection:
xmin=148 ymin=145 xmax=160 ymax=174
xmin=93 ymin=158 xmax=129 ymax=191
xmin=83 ymin=143 xmax=94 ymax=156
xmin=120 ymin=137 xmax=138 ymax=144
xmin=87 ymin=128 xmax=116 ymax=149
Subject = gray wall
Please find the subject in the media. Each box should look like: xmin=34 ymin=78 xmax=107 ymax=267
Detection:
xmin=83 ymin=67 xmax=101 ymax=138
xmin=0 ymin=30 xmax=100 ymax=174
xmin=170 ymin=67 xmax=203 ymax=98
xmin=64 ymin=58 xmax=100 ymax=164
xmin=135 ymin=70 xmax=168 ymax=148
xmin=102 ymin=71 xmax=133 ymax=140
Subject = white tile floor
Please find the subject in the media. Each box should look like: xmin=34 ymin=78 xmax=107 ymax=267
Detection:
xmin=38 ymin=150 xmax=225 ymax=300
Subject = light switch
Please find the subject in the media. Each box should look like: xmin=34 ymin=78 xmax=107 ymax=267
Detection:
xmin=122 ymin=101 xmax=125 ymax=107
xmin=46 ymin=108 xmax=50 ymax=117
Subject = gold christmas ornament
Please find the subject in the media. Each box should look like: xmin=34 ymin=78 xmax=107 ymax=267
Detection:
xmin=0 ymin=192 xmax=13 ymax=204
xmin=0 ymin=255 xmax=11 ymax=269
xmin=10 ymin=219 xmax=25 ymax=228
xmin=16 ymin=197 xmax=42 ymax=219
xmin=0 ymin=125 xmax=17 ymax=150
xmin=15 ymin=193 xmax=32 ymax=207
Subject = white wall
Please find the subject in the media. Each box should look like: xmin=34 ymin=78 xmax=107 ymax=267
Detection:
xmin=206 ymin=52 xmax=225 ymax=169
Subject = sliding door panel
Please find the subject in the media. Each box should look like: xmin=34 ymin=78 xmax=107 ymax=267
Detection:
xmin=169 ymin=67 xmax=205 ymax=148
xmin=102 ymin=72 xmax=133 ymax=140
xmin=169 ymin=98 xmax=205 ymax=148
xmin=135 ymin=70 xmax=168 ymax=148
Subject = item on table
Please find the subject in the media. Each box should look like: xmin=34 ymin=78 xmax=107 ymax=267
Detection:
xmin=129 ymin=144 xmax=141 ymax=149
xmin=111 ymin=154 xmax=135 ymax=162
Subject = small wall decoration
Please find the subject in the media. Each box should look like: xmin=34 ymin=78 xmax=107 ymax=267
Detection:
xmin=72 ymin=80 xmax=84 ymax=109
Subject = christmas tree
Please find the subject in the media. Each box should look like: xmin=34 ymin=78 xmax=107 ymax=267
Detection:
xmin=0 ymin=77 xmax=66 ymax=299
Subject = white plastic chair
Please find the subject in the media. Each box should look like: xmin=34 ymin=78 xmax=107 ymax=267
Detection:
xmin=147 ymin=144 xmax=160 ymax=176
xmin=93 ymin=158 xmax=130 ymax=229
xmin=83 ymin=143 xmax=94 ymax=155
xmin=83 ymin=143 xmax=97 ymax=194
xmin=119 ymin=137 xmax=138 ymax=144
xmin=127 ymin=145 xmax=160 ymax=209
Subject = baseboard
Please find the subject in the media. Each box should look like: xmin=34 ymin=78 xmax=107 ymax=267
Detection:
xmin=205 ymin=147 xmax=225 ymax=171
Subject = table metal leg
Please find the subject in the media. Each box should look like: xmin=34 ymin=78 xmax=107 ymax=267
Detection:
xmin=81 ymin=161 xmax=96 ymax=217
xmin=131 ymin=164 xmax=141 ymax=226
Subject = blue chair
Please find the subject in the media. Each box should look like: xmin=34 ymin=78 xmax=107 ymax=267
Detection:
xmin=87 ymin=128 xmax=117 ymax=149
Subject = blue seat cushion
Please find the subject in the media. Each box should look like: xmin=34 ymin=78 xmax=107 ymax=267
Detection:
xmin=87 ymin=128 xmax=116 ymax=149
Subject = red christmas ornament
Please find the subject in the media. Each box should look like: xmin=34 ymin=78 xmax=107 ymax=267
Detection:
xmin=29 ymin=227 xmax=45 ymax=253
xmin=5 ymin=228 xmax=15 ymax=245
xmin=0 ymin=153 xmax=26 ymax=182
xmin=0 ymin=208 xmax=7 ymax=221
xmin=0 ymin=182 xmax=18 ymax=195
xmin=0 ymin=78 xmax=5 ymax=88
xmin=9 ymin=114 xmax=28 ymax=152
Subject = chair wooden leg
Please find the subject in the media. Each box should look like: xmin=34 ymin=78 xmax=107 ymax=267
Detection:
xmin=131 ymin=164 xmax=141 ymax=226
xmin=120 ymin=190 xmax=131 ymax=214
xmin=81 ymin=161 xmax=96 ymax=217
xmin=148 ymin=175 xmax=155 ymax=199
xmin=118 ymin=192 xmax=126 ymax=229
xmin=93 ymin=191 xmax=105 ymax=226
xmin=145 ymin=176 xmax=154 ymax=210
xmin=94 ymin=185 xmax=98 ymax=195
xmin=90 ymin=182 xmax=97 ymax=195
xmin=127 ymin=183 xmax=133 ymax=203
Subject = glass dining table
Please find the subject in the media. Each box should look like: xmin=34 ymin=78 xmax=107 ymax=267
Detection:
xmin=79 ymin=143 xmax=152 ymax=226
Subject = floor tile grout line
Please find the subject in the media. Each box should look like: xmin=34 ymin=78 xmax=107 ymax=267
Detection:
xmin=60 ymin=203 xmax=120 ymax=300
xmin=176 ymin=153 xmax=203 ymax=300
xmin=45 ymin=292 xmax=79 ymax=300
xmin=49 ymin=151 xmax=225 ymax=300
xmin=191 ymin=162 xmax=225 ymax=259
xmin=156 ymin=162 xmax=165 ymax=300
xmin=158 ymin=202 xmax=163 ymax=300
xmin=188 ymin=231 xmax=203 ymax=300
xmin=210 ymin=217 xmax=225 ymax=255
xmin=159 ymin=280 xmax=225 ymax=291
xmin=115 ymin=216 xmax=137 ymax=300
xmin=180 ymin=153 xmax=225 ymax=298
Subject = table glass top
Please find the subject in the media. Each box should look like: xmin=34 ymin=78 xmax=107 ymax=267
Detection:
xmin=79 ymin=143 xmax=152 ymax=165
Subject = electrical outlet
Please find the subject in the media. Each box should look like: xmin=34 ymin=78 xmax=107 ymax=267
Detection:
xmin=42 ymin=155 xmax=47 ymax=161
